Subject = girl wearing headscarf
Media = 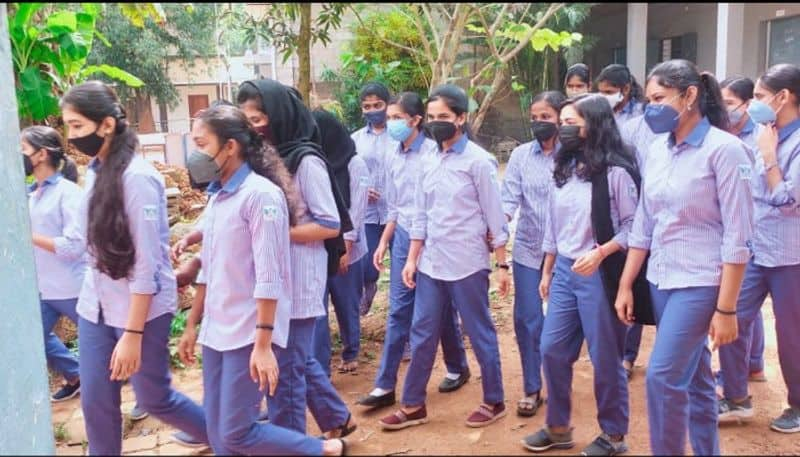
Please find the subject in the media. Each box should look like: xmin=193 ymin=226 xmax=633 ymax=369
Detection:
xmin=237 ymin=79 xmax=357 ymax=439
xmin=311 ymin=109 xmax=371 ymax=375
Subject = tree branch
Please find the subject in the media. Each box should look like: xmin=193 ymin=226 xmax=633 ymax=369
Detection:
xmin=499 ymin=3 xmax=564 ymax=64
xmin=476 ymin=6 xmax=502 ymax=62
xmin=413 ymin=5 xmax=437 ymax=67
xmin=489 ymin=3 xmax=510 ymax=36
xmin=348 ymin=4 xmax=424 ymax=58
xmin=419 ymin=3 xmax=441 ymax=53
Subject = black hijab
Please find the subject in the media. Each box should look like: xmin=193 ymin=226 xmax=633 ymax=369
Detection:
xmin=312 ymin=109 xmax=357 ymax=208
xmin=239 ymin=79 xmax=353 ymax=275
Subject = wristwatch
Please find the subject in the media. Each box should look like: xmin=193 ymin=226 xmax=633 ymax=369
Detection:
xmin=495 ymin=262 xmax=510 ymax=270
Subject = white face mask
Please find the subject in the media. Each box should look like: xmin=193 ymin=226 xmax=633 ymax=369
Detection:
xmin=603 ymin=91 xmax=625 ymax=109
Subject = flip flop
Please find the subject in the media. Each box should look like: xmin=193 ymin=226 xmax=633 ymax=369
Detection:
xmin=318 ymin=413 xmax=357 ymax=439
xmin=517 ymin=394 xmax=543 ymax=417
xmin=337 ymin=361 xmax=358 ymax=374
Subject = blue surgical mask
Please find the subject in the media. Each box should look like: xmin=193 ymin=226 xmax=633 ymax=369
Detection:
xmin=364 ymin=109 xmax=387 ymax=126
xmin=728 ymin=103 xmax=746 ymax=125
xmin=387 ymin=119 xmax=414 ymax=142
xmin=746 ymin=98 xmax=777 ymax=124
xmin=644 ymin=103 xmax=681 ymax=134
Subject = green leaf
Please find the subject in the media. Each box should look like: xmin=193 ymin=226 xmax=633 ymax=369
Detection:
xmin=46 ymin=11 xmax=78 ymax=34
xmin=19 ymin=67 xmax=59 ymax=121
xmin=12 ymin=3 xmax=43 ymax=30
xmin=81 ymin=64 xmax=145 ymax=87
xmin=80 ymin=3 xmax=100 ymax=16
xmin=511 ymin=81 xmax=525 ymax=92
xmin=93 ymin=29 xmax=111 ymax=47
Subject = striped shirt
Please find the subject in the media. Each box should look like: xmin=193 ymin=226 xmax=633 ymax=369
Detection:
xmin=290 ymin=155 xmax=341 ymax=318
xmin=614 ymin=100 xmax=645 ymax=129
xmin=28 ymin=174 xmax=87 ymax=300
xmin=411 ymin=135 xmax=508 ymax=281
xmin=542 ymin=166 xmax=638 ymax=260
xmin=352 ymin=125 xmax=398 ymax=224
xmin=343 ymin=155 xmax=370 ymax=264
xmin=750 ymin=118 xmax=800 ymax=267
xmin=501 ymin=140 xmax=557 ymax=270
xmin=628 ymin=117 xmax=754 ymax=289
xmin=620 ymin=114 xmax=665 ymax=170
xmin=385 ymin=132 xmax=435 ymax=230
xmin=736 ymin=117 xmax=760 ymax=164
xmin=77 ymin=155 xmax=177 ymax=327
xmin=196 ymin=164 xmax=291 ymax=351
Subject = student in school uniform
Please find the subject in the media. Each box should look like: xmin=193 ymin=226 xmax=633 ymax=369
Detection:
xmin=713 ymin=76 xmax=767 ymax=397
xmin=176 ymin=104 xmax=348 ymax=456
xmin=500 ymin=91 xmax=564 ymax=417
xmin=61 ymin=81 xmax=208 ymax=455
xmin=356 ymin=92 xmax=470 ymax=410
xmin=614 ymin=59 xmax=754 ymax=455
xmin=564 ymin=63 xmax=592 ymax=98
xmin=311 ymin=109 xmax=370 ymax=375
xmin=716 ymin=64 xmax=800 ymax=433
xmin=22 ymin=126 xmax=86 ymax=403
xmin=237 ymin=79 xmax=357 ymax=439
xmin=521 ymin=94 xmax=638 ymax=455
xmin=351 ymin=82 xmax=399 ymax=315
xmin=596 ymin=64 xmax=646 ymax=128
xmin=379 ymin=84 xmax=510 ymax=430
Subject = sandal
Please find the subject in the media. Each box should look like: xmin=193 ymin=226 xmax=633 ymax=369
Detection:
xmin=337 ymin=360 xmax=358 ymax=374
xmin=319 ymin=413 xmax=357 ymax=439
xmin=338 ymin=438 xmax=349 ymax=456
xmin=517 ymin=393 xmax=543 ymax=417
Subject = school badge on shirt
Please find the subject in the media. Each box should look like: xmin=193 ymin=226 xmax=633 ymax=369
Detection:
xmin=263 ymin=205 xmax=278 ymax=221
xmin=359 ymin=175 xmax=370 ymax=187
xmin=628 ymin=183 xmax=638 ymax=198
xmin=738 ymin=164 xmax=752 ymax=181
xmin=143 ymin=205 xmax=158 ymax=221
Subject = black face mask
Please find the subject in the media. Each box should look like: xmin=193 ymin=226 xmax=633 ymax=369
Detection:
xmin=558 ymin=125 xmax=584 ymax=151
xmin=69 ymin=129 xmax=105 ymax=157
xmin=425 ymin=121 xmax=458 ymax=147
xmin=531 ymin=120 xmax=558 ymax=143
xmin=23 ymin=153 xmax=34 ymax=176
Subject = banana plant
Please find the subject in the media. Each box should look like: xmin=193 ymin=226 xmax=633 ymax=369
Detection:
xmin=9 ymin=3 xmax=145 ymax=125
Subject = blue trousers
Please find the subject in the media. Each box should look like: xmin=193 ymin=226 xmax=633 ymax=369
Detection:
xmin=647 ymin=283 xmax=719 ymax=456
xmin=512 ymin=261 xmax=544 ymax=396
xmin=202 ymin=344 xmax=323 ymax=455
xmin=78 ymin=312 xmax=207 ymax=455
xmin=719 ymin=262 xmax=800 ymax=408
xmin=362 ymin=223 xmax=385 ymax=285
xmin=749 ymin=311 xmax=765 ymax=373
xmin=541 ymin=256 xmax=628 ymax=435
xmin=402 ymin=270 xmax=503 ymax=407
xmin=41 ymin=298 xmax=80 ymax=383
xmin=374 ymin=225 xmax=468 ymax=391
xmin=268 ymin=318 xmax=349 ymax=434
xmin=623 ymin=324 xmax=643 ymax=364
xmin=314 ymin=259 xmax=364 ymax=377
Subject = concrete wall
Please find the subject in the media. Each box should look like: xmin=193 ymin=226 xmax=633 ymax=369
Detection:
xmin=152 ymin=84 xmax=219 ymax=134
xmin=741 ymin=4 xmax=800 ymax=78
xmin=646 ymin=3 xmax=718 ymax=72
xmin=581 ymin=4 xmax=628 ymax=79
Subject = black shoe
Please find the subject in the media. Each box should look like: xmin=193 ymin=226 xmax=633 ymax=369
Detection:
xmin=438 ymin=369 xmax=471 ymax=393
xmin=51 ymin=380 xmax=81 ymax=402
xmin=356 ymin=390 xmax=396 ymax=409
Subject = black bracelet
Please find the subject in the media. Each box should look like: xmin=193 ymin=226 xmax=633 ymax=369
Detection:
xmin=715 ymin=307 xmax=737 ymax=316
xmin=256 ymin=324 xmax=274 ymax=331
xmin=495 ymin=262 xmax=510 ymax=270
xmin=125 ymin=328 xmax=144 ymax=335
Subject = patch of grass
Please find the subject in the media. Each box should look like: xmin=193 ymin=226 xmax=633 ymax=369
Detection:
xmin=53 ymin=422 xmax=68 ymax=442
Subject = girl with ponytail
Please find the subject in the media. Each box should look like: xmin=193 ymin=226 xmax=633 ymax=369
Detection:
xmin=614 ymin=59 xmax=754 ymax=455
xmin=61 ymin=81 xmax=208 ymax=455
xmin=177 ymin=104 xmax=348 ymax=455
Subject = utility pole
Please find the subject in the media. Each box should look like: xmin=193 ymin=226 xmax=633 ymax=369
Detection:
xmin=0 ymin=4 xmax=56 ymax=454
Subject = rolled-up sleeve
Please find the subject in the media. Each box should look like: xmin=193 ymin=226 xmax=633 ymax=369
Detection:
xmin=124 ymin=173 xmax=164 ymax=295
xmin=474 ymin=157 xmax=508 ymax=248
xmin=53 ymin=185 xmax=87 ymax=261
xmin=766 ymin=150 xmax=800 ymax=215
xmin=501 ymin=147 xmax=523 ymax=219
xmin=714 ymin=142 xmax=754 ymax=264
xmin=344 ymin=156 xmax=370 ymax=241
xmin=297 ymin=155 xmax=341 ymax=230
xmin=610 ymin=167 xmax=639 ymax=250
xmin=247 ymin=190 xmax=288 ymax=300
xmin=541 ymin=191 xmax=557 ymax=255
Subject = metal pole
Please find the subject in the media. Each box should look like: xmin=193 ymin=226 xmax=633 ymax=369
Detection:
xmin=0 ymin=4 xmax=56 ymax=454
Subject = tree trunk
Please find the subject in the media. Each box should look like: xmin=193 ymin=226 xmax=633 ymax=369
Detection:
xmin=297 ymin=3 xmax=312 ymax=107
xmin=471 ymin=67 xmax=507 ymax=135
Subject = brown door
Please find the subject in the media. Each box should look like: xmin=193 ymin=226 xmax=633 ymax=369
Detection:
xmin=188 ymin=94 xmax=210 ymax=131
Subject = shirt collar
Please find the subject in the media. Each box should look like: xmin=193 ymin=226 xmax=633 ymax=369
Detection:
xmin=445 ymin=134 xmax=469 ymax=154
xmin=88 ymin=157 xmax=102 ymax=171
xmin=366 ymin=123 xmax=386 ymax=136
xmin=401 ymin=131 xmax=426 ymax=154
xmin=778 ymin=118 xmax=800 ymax=143
xmin=739 ymin=117 xmax=756 ymax=135
xmin=669 ymin=116 xmax=711 ymax=148
xmin=207 ymin=163 xmax=251 ymax=196
xmin=29 ymin=173 xmax=62 ymax=192
xmin=620 ymin=99 xmax=638 ymax=115
xmin=532 ymin=140 xmax=560 ymax=156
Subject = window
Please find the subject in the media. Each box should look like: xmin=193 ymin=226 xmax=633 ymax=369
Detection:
xmin=767 ymin=15 xmax=800 ymax=68
xmin=612 ymin=47 xmax=627 ymax=65
xmin=658 ymin=33 xmax=697 ymax=63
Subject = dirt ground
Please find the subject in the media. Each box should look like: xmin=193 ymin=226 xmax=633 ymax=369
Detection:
xmin=51 ymin=282 xmax=799 ymax=456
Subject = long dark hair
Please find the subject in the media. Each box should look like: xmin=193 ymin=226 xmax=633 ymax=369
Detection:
xmin=61 ymin=81 xmax=138 ymax=280
xmin=531 ymin=91 xmax=566 ymax=113
xmin=646 ymin=59 xmax=729 ymax=131
xmin=759 ymin=63 xmax=800 ymax=106
xmin=720 ymin=76 xmax=755 ymax=102
xmin=596 ymin=64 xmax=645 ymax=103
xmin=553 ymin=94 xmax=636 ymax=188
xmin=196 ymin=105 xmax=301 ymax=226
xmin=564 ymin=63 xmax=591 ymax=88
xmin=388 ymin=92 xmax=425 ymax=131
xmin=20 ymin=126 xmax=78 ymax=183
